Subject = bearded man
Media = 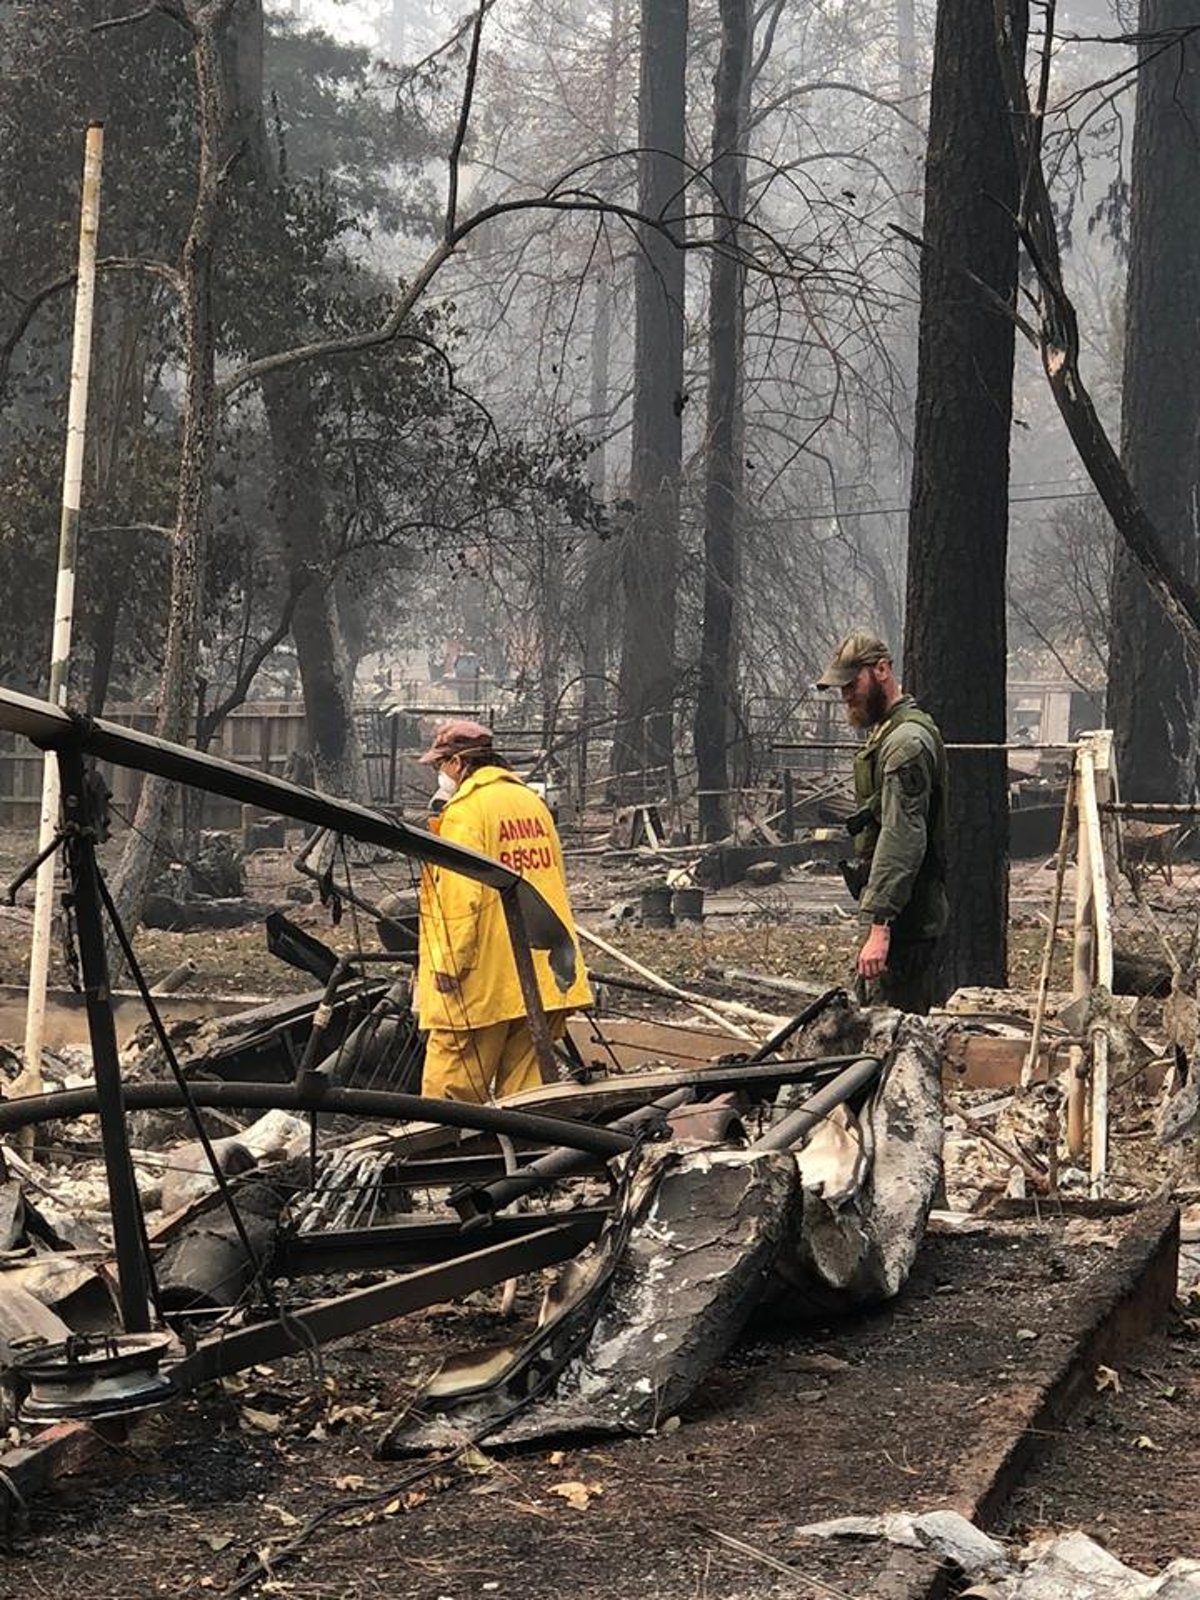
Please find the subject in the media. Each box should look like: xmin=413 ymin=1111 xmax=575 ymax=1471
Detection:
xmin=817 ymin=632 xmax=948 ymax=1014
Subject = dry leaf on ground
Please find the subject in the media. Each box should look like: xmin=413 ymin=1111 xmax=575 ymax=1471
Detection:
xmin=548 ymin=1479 xmax=604 ymax=1511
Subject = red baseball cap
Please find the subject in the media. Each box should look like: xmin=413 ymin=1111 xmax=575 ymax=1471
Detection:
xmin=418 ymin=718 xmax=494 ymax=764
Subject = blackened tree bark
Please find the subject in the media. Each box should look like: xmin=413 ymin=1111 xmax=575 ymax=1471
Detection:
xmin=261 ymin=369 xmax=369 ymax=800
xmin=1108 ymin=3 xmax=1200 ymax=802
xmin=237 ymin=0 xmax=369 ymax=801
xmin=107 ymin=0 xmax=245 ymax=946
xmin=903 ymin=0 xmax=1025 ymax=990
xmin=694 ymin=0 xmax=751 ymax=842
xmin=612 ymin=0 xmax=687 ymax=792
xmin=580 ymin=262 xmax=614 ymax=742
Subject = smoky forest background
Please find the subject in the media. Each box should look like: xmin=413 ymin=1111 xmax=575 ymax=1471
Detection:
xmin=2 ymin=0 xmax=1200 ymax=993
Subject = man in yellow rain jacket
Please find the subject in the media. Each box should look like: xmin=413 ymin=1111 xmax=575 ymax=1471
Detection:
xmin=415 ymin=719 xmax=593 ymax=1102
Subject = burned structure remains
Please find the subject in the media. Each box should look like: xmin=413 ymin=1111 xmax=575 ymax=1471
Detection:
xmin=0 ymin=683 xmax=941 ymax=1513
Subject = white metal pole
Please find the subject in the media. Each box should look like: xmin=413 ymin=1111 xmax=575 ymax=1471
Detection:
xmin=20 ymin=123 xmax=104 ymax=1107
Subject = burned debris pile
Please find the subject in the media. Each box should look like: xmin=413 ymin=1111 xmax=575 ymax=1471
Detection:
xmin=0 ymin=683 xmax=944 ymax=1516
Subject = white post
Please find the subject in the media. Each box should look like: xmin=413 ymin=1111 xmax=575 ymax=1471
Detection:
xmin=1080 ymin=730 xmax=1114 ymax=1195
xmin=19 ymin=123 xmax=104 ymax=1109
xmin=1066 ymin=743 xmax=1094 ymax=1160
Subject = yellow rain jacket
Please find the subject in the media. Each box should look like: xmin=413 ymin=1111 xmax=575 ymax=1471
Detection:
xmin=416 ymin=766 xmax=593 ymax=1031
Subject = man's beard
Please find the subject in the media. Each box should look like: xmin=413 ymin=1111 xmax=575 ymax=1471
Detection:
xmin=845 ymin=679 xmax=889 ymax=729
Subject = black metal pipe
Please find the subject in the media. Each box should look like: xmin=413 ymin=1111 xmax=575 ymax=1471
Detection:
xmin=57 ymin=748 xmax=151 ymax=1332
xmin=0 ymin=1077 xmax=634 ymax=1157
xmin=0 ymin=684 xmax=572 ymax=961
xmin=746 ymin=986 xmax=845 ymax=1064
xmin=451 ymin=1086 xmax=695 ymax=1221
xmin=750 ymin=1056 xmax=882 ymax=1152
xmin=500 ymin=885 xmax=561 ymax=1081
xmin=295 ymin=952 xmax=403 ymax=1083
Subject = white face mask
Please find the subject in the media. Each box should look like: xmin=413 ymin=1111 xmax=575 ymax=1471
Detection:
xmin=436 ymin=769 xmax=458 ymax=799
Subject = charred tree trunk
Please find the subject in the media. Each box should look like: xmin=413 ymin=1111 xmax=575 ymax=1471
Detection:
xmin=612 ymin=0 xmax=687 ymax=794
xmin=107 ymin=0 xmax=245 ymax=945
xmin=580 ymin=264 xmax=614 ymax=743
xmin=1108 ymin=3 xmax=1200 ymax=802
xmin=235 ymin=2 xmax=368 ymax=803
xmin=903 ymin=0 xmax=1025 ymax=991
xmin=262 ymin=368 xmax=368 ymax=801
xmin=695 ymin=0 xmax=751 ymax=842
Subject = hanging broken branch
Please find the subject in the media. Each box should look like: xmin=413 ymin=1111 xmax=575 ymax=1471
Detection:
xmin=988 ymin=0 xmax=1200 ymax=656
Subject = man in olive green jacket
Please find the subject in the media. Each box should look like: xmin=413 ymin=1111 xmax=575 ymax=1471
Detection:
xmin=817 ymin=631 xmax=948 ymax=1014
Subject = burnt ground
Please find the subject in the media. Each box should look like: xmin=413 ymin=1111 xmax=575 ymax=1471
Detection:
xmin=0 ymin=1212 xmax=1173 ymax=1600
xmin=1001 ymin=1304 xmax=1200 ymax=1572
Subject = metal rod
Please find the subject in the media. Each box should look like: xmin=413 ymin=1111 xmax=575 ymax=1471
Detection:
xmin=57 ymin=746 xmax=151 ymax=1332
xmin=1098 ymin=801 xmax=1200 ymax=816
xmin=500 ymin=885 xmax=561 ymax=1084
xmin=1023 ymin=772 xmax=1076 ymax=1088
xmin=769 ymin=741 xmax=1077 ymax=753
xmin=750 ymin=1056 xmax=881 ymax=1152
xmin=23 ymin=122 xmax=105 ymax=1117
xmin=274 ymin=1208 xmax=611 ymax=1276
xmin=388 ymin=712 xmax=400 ymax=806
xmin=580 ymin=925 xmax=761 ymax=1039
xmin=452 ymin=1086 xmax=695 ymax=1220
xmin=96 ymin=864 xmax=278 ymax=1316
xmin=0 ymin=1075 xmax=633 ymax=1157
xmin=167 ymin=1223 xmax=587 ymax=1391
xmin=745 ymin=987 xmax=843 ymax=1063
xmin=5 ymin=831 xmax=67 ymax=906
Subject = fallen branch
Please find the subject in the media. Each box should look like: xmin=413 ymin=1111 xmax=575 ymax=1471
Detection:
xmin=578 ymin=925 xmax=767 ymax=1041
xmin=699 ymin=1525 xmax=858 ymax=1600
xmin=946 ymin=1095 xmax=1051 ymax=1193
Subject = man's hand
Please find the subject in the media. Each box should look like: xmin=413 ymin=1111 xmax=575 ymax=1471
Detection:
xmin=856 ymin=923 xmax=891 ymax=981
xmin=433 ymin=970 xmax=467 ymax=994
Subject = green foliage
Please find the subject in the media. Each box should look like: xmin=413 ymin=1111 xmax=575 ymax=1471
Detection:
xmin=0 ymin=0 xmax=601 ymax=717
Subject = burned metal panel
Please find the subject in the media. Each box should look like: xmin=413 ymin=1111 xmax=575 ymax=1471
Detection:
xmin=768 ymin=1013 xmax=944 ymax=1313
xmin=383 ymin=1146 xmax=802 ymax=1451
xmin=166 ymin=1221 xmax=590 ymax=1390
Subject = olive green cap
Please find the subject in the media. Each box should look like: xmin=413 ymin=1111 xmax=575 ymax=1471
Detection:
xmin=816 ymin=630 xmax=891 ymax=689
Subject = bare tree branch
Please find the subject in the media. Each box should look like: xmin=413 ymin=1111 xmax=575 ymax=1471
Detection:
xmin=0 ymin=258 xmax=181 ymax=403
xmin=91 ymin=2 xmax=190 ymax=35
xmin=749 ymin=79 xmax=925 ymax=135
xmin=444 ymin=0 xmax=488 ymax=239
xmin=992 ymin=0 xmax=1200 ymax=656
xmin=197 ymin=572 xmax=308 ymax=747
